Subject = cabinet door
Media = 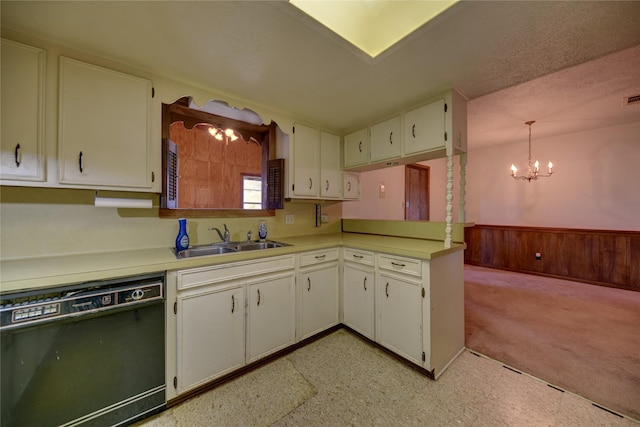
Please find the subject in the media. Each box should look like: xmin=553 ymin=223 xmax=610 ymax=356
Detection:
xmin=370 ymin=116 xmax=401 ymax=162
xmin=292 ymin=123 xmax=319 ymax=197
xmin=58 ymin=57 xmax=152 ymax=189
xmin=403 ymin=98 xmax=445 ymax=156
xmin=177 ymin=284 xmax=245 ymax=394
xmin=342 ymin=172 xmax=360 ymax=200
xmin=344 ymin=128 xmax=369 ymax=168
xmin=300 ymin=263 xmax=339 ymax=340
xmin=247 ymin=272 xmax=296 ymax=362
xmin=1 ymin=39 xmax=45 ymax=181
xmin=376 ymin=273 xmax=423 ymax=365
xmin=343 ymin=264 xmax=375 ymax=340
xmin=320 ymin=131 xmax=341 ymax=198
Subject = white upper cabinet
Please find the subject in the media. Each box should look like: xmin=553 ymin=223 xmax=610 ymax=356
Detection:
xmin=319 ymin=131 xmax=342 ymax=199
xmin=291 ymin=123 xmax=319 ymax=197
xmin=284 ymin=124 xmax=358 ymax=200
xmin=342 ymin=172 xmax=360 ymax=200
xmin=1 ymin=39 xmax=46 ymax=182
xmin=58 ymin=57 xmax=154 ymax=190
xmin=370 ymin=116 xmax=401 ymax=162
xmin=403 ymin=98 xmax=445 ymax=156
xmin=343 ymin=88 xmax=466 ymax=172
xmin=404 ymin=89 xmax=467 ymax=158
xmin=343 ymin=128 xmax=369 ymax=168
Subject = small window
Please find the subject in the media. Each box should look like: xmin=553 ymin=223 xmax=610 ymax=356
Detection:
xmin=243 ymin=175 xmax=262 ymax=209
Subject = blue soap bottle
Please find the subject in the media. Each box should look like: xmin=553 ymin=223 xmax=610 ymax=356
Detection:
xmin=258 ymin=220 xmax=267 ymax=241
xmin=176 ymin=218 xmax=190 ymax=252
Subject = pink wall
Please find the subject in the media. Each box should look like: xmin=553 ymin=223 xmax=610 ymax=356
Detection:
xmin=343 ymin=121 xmax=640 ymax=231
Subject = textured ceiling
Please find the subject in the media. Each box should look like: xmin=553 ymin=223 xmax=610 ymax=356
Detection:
xmin=2 ymin=1 xmax=639 ymax=149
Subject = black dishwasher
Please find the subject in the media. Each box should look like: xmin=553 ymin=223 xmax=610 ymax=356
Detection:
xmin=1 ymin=273 xmax=166 ymax=427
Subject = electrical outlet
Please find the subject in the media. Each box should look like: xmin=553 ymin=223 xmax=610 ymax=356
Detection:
xmin=321 ymin=214 xmax=329 ymax=223
xmin=535 ymin=252 xmax=542 ymax=260
xmin=285 ymin=214 xmax=294 ymax=225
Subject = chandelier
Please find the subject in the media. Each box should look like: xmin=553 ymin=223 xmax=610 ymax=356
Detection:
xmin=208 ymin=126 xmax=239 ymax=145
xmin=510 ymin=120 xmax=553 ymax=182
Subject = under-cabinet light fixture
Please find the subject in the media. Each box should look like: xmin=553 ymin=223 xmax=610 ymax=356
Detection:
xmin=208 ymin=126 xmax=239 ymax=145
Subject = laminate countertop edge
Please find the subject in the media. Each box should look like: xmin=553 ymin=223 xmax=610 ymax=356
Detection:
xmin=0 ymin=233 xmax=465 ymax=293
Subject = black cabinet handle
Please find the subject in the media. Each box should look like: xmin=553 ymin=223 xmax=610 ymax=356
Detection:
xmin=257 ymin=289 xmax=261 ymax=306
xmin=14 ymin=144 xmax=21 ymax=167
xmin=358 ymin=141 xmax=362 ymax=152
xmin=231 ymin=294 xmax=235 ymax=313
xmin=353 ymin=254 xmax=364 ymax=259
xmin=385 ymin=282 xmax=389 ymax=298
xmin=347 ymin=181 xmax=352 ymax=192
xmin=307 ymin=277 xmax=311 ymax=292
xmin=363 ymin=276 xmax=367 ymax=291
xmin=389 ymin=131 xmax=393 ymax=145
xmin=309 ymin=178 xmax=313 ymax=190
xmin=391 ymin=262 xmax=406 ymax=268
xmin=79 ymin=151 xmax=84 ymax=173
xmin=412 ymin=124 xmax=416 ymax=138
xmin=325 ymin=180 xmax=329 ymax=191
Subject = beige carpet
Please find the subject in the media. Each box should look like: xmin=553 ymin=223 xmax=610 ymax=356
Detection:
xmin=464 ymin=265 xmax=640 ymax=421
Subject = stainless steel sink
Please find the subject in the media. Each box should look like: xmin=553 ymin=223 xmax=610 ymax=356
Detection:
xmin=232 ymin=241 xmax=286 ymax=251
xmin=175 ymin=245 xmax=237 ymax=258
xmin=174 ymin=240 xmax=288 ymax=259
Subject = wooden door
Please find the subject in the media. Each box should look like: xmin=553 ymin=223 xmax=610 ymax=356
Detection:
xmin=405 ymin=164 xmax=430 ymax=220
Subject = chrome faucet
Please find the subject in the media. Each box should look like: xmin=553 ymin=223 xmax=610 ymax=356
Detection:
xmin=209 ymin=224 xmax=230 ymax=243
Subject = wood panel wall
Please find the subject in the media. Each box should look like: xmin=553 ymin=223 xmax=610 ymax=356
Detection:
xmin=464 ymin=225 xmax=640 ymax=292
xmin=170 ymin=122 xmax=262 ymax=209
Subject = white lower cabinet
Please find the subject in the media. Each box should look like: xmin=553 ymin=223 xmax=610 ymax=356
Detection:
xmin=176 ymin=283 xmax=245 ymax=394
xmin=246 ymin=272 xmax=296 ymax=362
xmin=342 ymin=248 xmax=375 ymax=339
xmin=374 ymin=251 xmax=465 ymax=378
xmin=376 ymin=272 xmax=423 ymax=365
xmin=298 ymin=249 xmax=340 ymax=340
xmin=166 ymin=246 xmax=464 ymax=401
xmin=166 ymin=255 xmax=295 ymax=400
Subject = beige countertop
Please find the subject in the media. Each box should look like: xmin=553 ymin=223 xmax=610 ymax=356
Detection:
xmin=0 ymin=232 xmax=464 ymax=293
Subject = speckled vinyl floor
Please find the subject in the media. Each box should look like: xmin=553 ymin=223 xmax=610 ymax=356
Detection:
xmin=137 ymin=329 xmax=638 ymax=426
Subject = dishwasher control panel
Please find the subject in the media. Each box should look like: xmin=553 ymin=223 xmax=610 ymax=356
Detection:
xmin=0 ymin=273 xmax=164 ymax=331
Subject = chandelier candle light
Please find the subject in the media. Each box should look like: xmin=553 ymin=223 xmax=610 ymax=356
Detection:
xmin=510 ymin=120 xmax=553 ymax=182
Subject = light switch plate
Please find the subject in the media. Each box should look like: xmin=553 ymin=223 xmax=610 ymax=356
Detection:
xmin=285 ymin=214 xmax=294 ymax=225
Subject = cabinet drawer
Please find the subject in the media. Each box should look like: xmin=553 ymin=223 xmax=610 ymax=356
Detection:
xmin=378 ymin=254 xmax=422 ymax=277
xmin=344 ymin=248 xmax=374 ymax=266
xmin=175 ymin=255 xmax=295 ymax=289
xmin=299 ymin=248 xmax=339 ymax=266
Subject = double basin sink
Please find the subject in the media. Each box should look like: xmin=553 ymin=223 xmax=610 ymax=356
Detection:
xmin=174 ymin=240 xmax=289 ymax=259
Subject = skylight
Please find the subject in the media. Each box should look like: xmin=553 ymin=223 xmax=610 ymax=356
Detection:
xmin=289 ymin=0 xmax=458 ymax=58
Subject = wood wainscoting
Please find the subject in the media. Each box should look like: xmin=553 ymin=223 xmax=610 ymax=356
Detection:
xmin=464 ymin=225 xmax=640 ymax=292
